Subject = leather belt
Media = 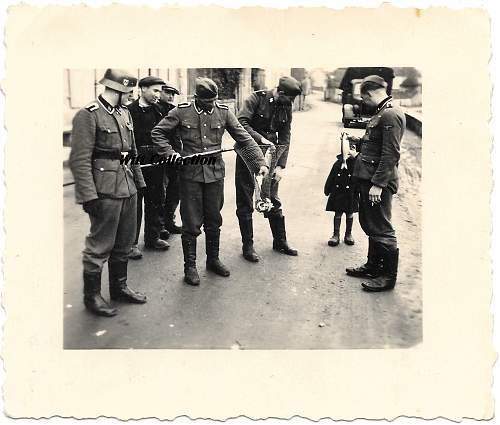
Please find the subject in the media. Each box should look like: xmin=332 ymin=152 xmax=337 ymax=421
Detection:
xmin=93 ymin=151 xmax=129 ymax=160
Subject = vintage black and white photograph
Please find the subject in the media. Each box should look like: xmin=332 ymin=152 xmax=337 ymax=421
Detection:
xmin=63 ymin=66 xmax=422 ymax=349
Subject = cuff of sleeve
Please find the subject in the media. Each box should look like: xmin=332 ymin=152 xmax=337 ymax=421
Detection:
xmin=370 ymin=179 xmax=386 ymax=188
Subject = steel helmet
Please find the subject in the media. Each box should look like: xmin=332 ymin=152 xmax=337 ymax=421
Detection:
xmin=99 ymin=69 xmax=138 ymax=93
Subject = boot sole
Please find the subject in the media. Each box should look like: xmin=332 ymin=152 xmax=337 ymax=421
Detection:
xmin=242 ymin=252 xmax=259 ymax=262
xmin=85 ymin=306 xmax=118 ymax=317
xmin=273 ymin=248 xmax=298 ymax=256
xmin=361 ymin=283 xmax=395 ymax=292
xmin=184 ymin=278 xmax=200 ymax=286
xmin=110 ymin=296 xmax=147 ymax=304
xmin=144 ymin=245 xmax=170 ymax=251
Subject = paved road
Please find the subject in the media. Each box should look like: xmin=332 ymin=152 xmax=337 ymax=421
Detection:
xmin=63 ymin=92 xmax=422 ymax=349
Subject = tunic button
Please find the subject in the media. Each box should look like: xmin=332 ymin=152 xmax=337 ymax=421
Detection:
xmin=217 ymin=126 xmax=220 ymax=129
xmin=346 ymin=185 xmax=350 ymax=189
xmin=337 ymin=173 xmax=340 ymax=176
xmin=203 ymin=136 xmax=207 ymax=138
xmin=204 ymin=147 xmax=207 ymax=150
xmin=107 ymin=129 xmax=111 ymax=133
xmin=99 ymin=167 xmax=104 ymax=171
xmin=187 ymin=125 xmax=191 ymax=128
xmin=203 ymin=124 xmax=207 ymax=127
xmin=336 ymin=185 xmax=339 ymax=188
xmin=371 ymin=160 xmax=374 ymax=163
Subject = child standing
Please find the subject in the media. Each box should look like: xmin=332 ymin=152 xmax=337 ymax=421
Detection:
xmin=324 ymin=148 xmax=359 ymax=246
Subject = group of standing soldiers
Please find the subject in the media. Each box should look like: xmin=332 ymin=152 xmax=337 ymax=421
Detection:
xmin=69 ymin=69 xmax=403 ymax=318
xmin=69 ymin=69 xmax=302 ymax=317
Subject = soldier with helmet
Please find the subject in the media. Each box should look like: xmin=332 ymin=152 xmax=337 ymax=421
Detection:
xmin=69 ymin=69 xmax=147 ymax=317
xmin=236 ymin=76 xmax=302 ymax=262
xmin=345 ymin=75 xmax=405 ymax=292
xmin=151 ymin=77 xmax=269 ymax=286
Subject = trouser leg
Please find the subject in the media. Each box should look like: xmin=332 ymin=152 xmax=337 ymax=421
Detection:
xmin=83 ymin=198 xmax=123 ymax=273
xmin=143 ymin=167 xmax=166 ymax=245
xmin=134 ymin=190 xmax=143 ymax=245
xmin=163 ymin=166 xmax=181 ymax=232
xmin=235 ymin=155 xmax=255 ymax=221
xmin=358 ymin=181 xmax=397 ymax=249
xmin=179 ymin=179 xmax=204 ymax=285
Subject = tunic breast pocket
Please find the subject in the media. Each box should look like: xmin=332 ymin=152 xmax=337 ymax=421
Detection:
xmin=210 ymin=121 xmax=224 ymax=141
xmin=97 ymin=126 xmax=120 ymax=148
xmin=92 ymin=159 xmax=119 ymax=195
xmin=180 ymin=120 xmax=199 ymax=140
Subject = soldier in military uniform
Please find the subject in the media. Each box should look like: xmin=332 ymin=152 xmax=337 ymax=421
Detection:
xmin=69 ymin=69 xmax=147 ymax=317
xmin=345 ymin=75 xmax=405 ymax=292
xmin=158 ymin=82 xmax=183 ymax=235
xmin=236 ymin=76 xmax=302 ymax=262
xmin=151 ymin=77 xmax=269 ymax=286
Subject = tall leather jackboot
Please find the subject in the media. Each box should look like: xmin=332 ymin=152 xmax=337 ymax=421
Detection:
xmin=238 ymin=217 xmax=259 ymax=262
xmin=83 ymin=271 xmax=117 ymax=317
xmin=182 ymin=235 xmax=200 ymax=286
xmin=346 ymin=238 xmax=381 ymax=278
xmin=269 ymin=216 xmax=298 ymax=256
xmin=108 ymin=259 xmax=147 ymax=303
xmin=205 ymin=231 xmax=230 ymax=277
xmin=361 ymin=245 xmax=399 ymax=292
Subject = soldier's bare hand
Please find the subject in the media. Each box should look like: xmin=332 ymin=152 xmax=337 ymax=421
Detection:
xmin=368 ymin=185 xmax=382 ymax=204
xmin=273 ymin=166 xmax=284 ymax=182
xmin=258 ymin=165 xmax=269 ymax=178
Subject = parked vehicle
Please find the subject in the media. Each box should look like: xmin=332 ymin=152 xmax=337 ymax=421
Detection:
xmin=341 ymin=67 xmax=395 ymax=128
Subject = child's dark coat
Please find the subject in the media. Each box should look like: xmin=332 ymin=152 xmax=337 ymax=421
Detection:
xmin=324 ymin=155 xmax=359 ymax=213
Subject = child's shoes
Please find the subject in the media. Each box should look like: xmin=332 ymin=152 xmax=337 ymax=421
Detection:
xmin=344 ymin=233 xmax=355 ymax=245
xmin=328 ymin=234 xmax=340 ymax=247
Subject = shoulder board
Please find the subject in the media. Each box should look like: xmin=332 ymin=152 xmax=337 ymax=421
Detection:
xmin=386 ymin=102 xmax=393 ymax=108
xmin=254 ymin=90 xmax=266 ymax=96
xmin=216 ymin=102 xmax=229 ymax=110
xmin=177 ymin=102 xmax=191 ymax=108
xmin=85 ymin=102 xmax=99 ymax=112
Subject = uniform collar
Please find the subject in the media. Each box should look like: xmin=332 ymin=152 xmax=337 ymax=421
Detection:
xmin=194 ymin=101 xmax=214 ymax=115
xmin=376 ymin=96 xmax=392 ymax=113
xmin=98 ymin=95 xmax=116 ymax=114
xmin=266 ymin=89 xmax=276 ymax=105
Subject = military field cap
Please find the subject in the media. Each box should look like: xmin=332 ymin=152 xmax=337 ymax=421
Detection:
xmin=277 ymin=76 xmax=302 ymax=96
xmin=99 ymin=69 xmax=138 ymax=93
xmin=195 ymin=77 xmax=218 ymax=100
xmin=139 ymin=76 xmax=166 ymax=88
xmin=361 ymin=75 xmax=388 ymax=89
xmin=162 ymin=81 xmax=180 ymax=95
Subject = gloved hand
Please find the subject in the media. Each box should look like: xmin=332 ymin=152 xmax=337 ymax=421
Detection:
xmin=83 ymin=199 xmax=102 ymax=217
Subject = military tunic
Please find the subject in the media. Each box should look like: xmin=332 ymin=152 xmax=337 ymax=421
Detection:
xmin=151 ymin=100 xmax=266 ymax=237
xmin=69 ymin=95 xmax=146 ymax=273
xmin=236 ymin=89 xmax=293 ymax=219
xmin=352 ymin=96 xmax=405 ymax=248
